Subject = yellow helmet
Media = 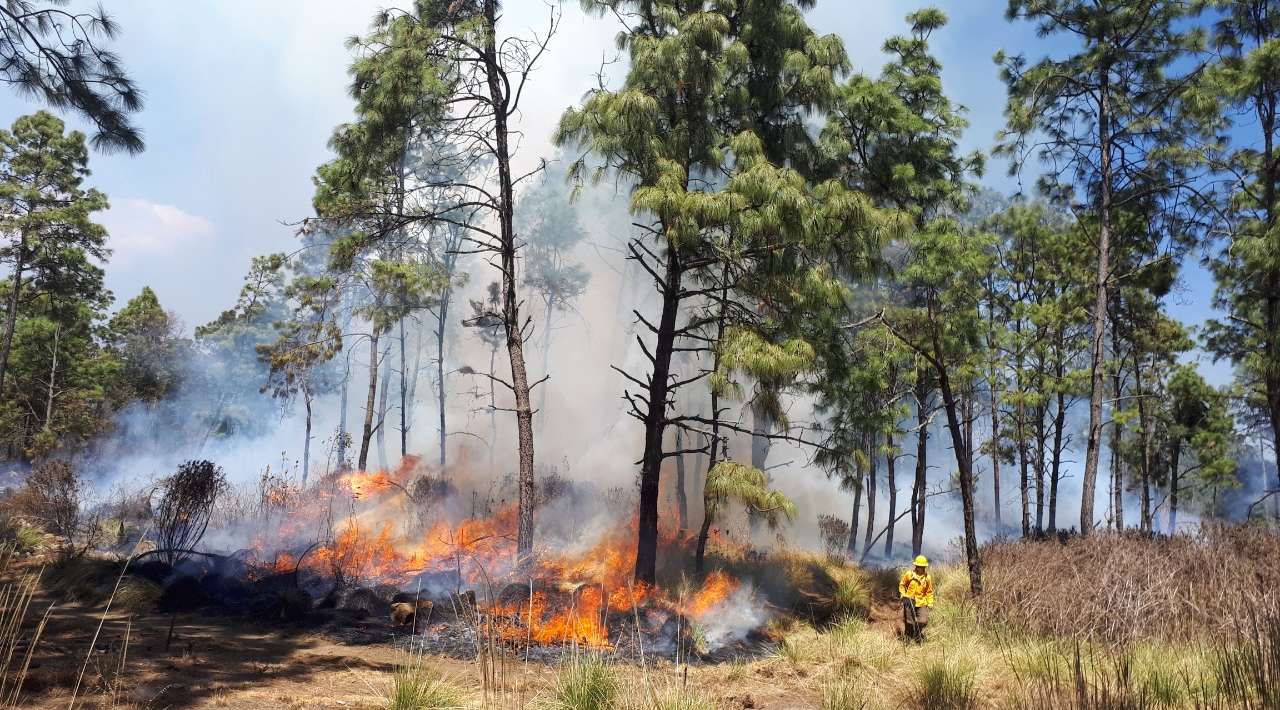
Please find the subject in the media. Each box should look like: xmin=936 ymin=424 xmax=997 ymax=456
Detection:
xmin=913 ymin=555 xmax=929 ymax=567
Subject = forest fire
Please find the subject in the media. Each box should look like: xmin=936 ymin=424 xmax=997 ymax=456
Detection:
xmin=239 ymin=457 xmax=764 ymax=653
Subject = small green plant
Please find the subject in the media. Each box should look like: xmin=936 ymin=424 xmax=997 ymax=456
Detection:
xmin=688 ymin=624 xmax=709 ymax=656
xmin=543 ymin=654 xmax=616 ymax=710
xmin=916 ymin=659 xmax=977 ymax=709
xmin=384 ymin=656 xmax=465 ymax=710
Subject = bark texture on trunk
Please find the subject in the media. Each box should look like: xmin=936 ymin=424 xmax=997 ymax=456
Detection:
xmin=1080 ymin=72 xmax=1113 ymax=536
xmin=635 ymin=247 xmax=682 ymax=584
xmin=484 ymin=0 xmax=537 ymax=570
xmin=932 ymin=326 xmax=983 ymax=595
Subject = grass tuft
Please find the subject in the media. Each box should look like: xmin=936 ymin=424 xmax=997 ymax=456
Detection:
xmin=543 ymin=654 xmax=616 ymax=710
xmin=822 ymin=675 xmax=867 ymax=709
xmin=916 ymin=658 xmax=977 ymax=709
xmin=384 ymin=656 xmax=465 ymax=710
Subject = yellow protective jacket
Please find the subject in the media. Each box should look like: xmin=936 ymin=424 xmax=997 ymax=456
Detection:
xmin=899 ymin=570 xmax=935 ymax=608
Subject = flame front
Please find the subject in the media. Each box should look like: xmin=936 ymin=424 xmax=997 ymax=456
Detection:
xmin=247 ymin=457 xmax=750 ymax=648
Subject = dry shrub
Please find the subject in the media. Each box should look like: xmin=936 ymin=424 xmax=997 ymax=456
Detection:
xmin=9 ymin=460 xmax=81 ymax=545
xmin=152 ymin=460 xmax=227 ymax=566
xmin=817 ymin=514 xmax=851 ymax=558
xmin=979 ymin=524 xmax=1280 ymax=644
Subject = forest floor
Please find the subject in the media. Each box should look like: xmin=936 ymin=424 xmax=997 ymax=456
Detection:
xmin=20 ymin=598 xmax=828 ymax=709
xmin=11 ymin=545 xmax=1251 ymax=709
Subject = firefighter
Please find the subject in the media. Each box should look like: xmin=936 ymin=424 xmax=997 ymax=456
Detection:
xmin=899 ymin=554 xmax=934 ymax=642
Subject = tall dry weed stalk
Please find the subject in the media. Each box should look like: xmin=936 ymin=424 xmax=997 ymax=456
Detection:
xmin=0 ymin=543 xmax=52 ymax=707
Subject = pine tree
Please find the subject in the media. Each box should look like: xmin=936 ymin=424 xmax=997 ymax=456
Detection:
xmin=998 ymin=0 xmax=1212 ymax=534
xmin=0 ymin=112 xmax=108 ymax=398
xmin=1201 ymin=0 xmax=1280 ymax=508
xmin=0 ymin=2 xmax=143 ymax=153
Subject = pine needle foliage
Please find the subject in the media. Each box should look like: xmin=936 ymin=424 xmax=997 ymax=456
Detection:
xmin=704 ymin=461 xmax=797 ymax=529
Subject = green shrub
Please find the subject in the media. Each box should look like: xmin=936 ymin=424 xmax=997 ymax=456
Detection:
xmin=543 ymin=654 xmax=616 ymax=710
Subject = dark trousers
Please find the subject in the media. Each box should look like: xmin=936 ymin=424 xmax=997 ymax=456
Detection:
xmin=902 ymin=598 xmax=930 ymax=640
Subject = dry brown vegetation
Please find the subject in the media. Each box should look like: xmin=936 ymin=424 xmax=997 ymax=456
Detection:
xmin=979 ymin=524 xmax=1280 ymax=645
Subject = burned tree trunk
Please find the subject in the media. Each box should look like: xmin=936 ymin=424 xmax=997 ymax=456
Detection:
xmin=637 ymin=249 xmax=682 ymax=584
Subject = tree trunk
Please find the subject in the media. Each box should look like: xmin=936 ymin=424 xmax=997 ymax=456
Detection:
xmin=695 ymin=270 xmax=728 ymax=575
xmin=675 ymin=427 xmax=689 ymax=532
xmin=931 ymin=316 xmax=983 ymax=595
xmin=1034 ymin=402 xmax=1047 ymax=533
xmin=358 ymin=330 xmax=381 ymax=471
xmin=911 ymin=379 xmax=929 ymax=556
xmin=1014 ymin=317 xmax=1030 ymax=536
xmin=990 ymin=378 xmax=1002 ymax=526
xmin=484 ymin=0 xmax=537 ymax=570
xmin=1168 ymin=438 xmax=1182 ymax=533
xmin=1049 ymin=390 xmax=1066 ymax=533
xmin=42 ymin=323 xmax=59 ymax=429
xmin=399 ymin=315 xmax=408 ymax=460
xmin=1261 ymin=90 xmax=1280 ymax=522
xmin=376 ymin=339 xmax=392 ymax=470
xmin=847 ymin=473 xmax=862 ymax=556
xmin=634 ymin=244 xmax=682 ymax=584
xmin=0 ymin=234 xmax=27 ymax=394
xmin=1135 ymin=359 xmax=1153 ymax=533
xmin=1110 ymin=338 xmax=1124 ymax=530
xmin=1080 ymin=70 xmax=1114 ymax=536
xmin=884 ymin=430 xmax=897 ymax=557
xmin=337 ymin=358 xmax=350 ymax=472
xmin=863 ymin=433 xmax=878 ymax=557
xmin=302 ymin=386 xmax=313 ymax=486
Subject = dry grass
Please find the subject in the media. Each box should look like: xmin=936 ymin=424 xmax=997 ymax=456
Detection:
xmin=979 ymin=524 xmax=1280 ymax=644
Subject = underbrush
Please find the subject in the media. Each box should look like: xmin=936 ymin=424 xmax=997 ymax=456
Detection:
xmin=700 ymin=546 xmax=872 ymax=623
xmin=980 ymin=524 xmax=1280 ymax=644
xmin=384 ymin=654 xmax=466 ymax=710
xmin=543 ymin=654 xmax=616 ymax=710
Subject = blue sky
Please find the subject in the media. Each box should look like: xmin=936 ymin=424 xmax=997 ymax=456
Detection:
xmin=0 ymin=0 xmax=1232 ymax=384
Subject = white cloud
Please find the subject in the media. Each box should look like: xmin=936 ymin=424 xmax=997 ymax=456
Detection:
xmin=101 ymin=198 xmax=215 ymax=266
